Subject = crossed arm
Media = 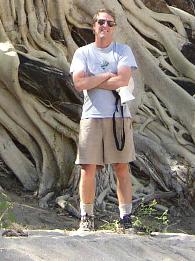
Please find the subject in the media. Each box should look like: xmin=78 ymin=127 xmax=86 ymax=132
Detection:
xmin=72 ymin=66 xmax=132 ymax=92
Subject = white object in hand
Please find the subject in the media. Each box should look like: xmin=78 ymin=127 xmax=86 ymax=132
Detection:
xmin=116 ymin=77 xmax=135 ymax=104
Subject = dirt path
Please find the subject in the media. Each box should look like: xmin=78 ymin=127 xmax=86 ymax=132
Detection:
xmin=1 ymin=171 xmax=195 ymax=234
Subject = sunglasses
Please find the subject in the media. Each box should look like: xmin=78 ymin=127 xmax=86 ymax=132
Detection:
xmin=96 ymin=19 xmax=116 ymax=27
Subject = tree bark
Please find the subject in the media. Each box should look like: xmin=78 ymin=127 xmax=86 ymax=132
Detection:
xmin=0 ymin=0 xmax=194 ymax=211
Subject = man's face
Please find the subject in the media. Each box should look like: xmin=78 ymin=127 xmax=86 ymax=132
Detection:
xmin=93 ymin=12 xmax=116 ymax=40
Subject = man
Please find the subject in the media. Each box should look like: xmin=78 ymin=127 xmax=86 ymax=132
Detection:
xmin=70 ymin=9 xmax=137 ymax=231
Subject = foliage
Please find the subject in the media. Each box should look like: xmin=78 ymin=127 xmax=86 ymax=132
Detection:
xmin=99 ymin=219 xmax=119 ymax=231
xmin=0 ymin=192 xmax=16 ymax=228
xmin=133 ymin=199 xmax=169 ymax=234
xmin=98 ymin=199 xmax=169 ymax=234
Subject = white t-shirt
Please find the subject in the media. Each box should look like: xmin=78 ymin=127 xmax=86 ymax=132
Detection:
xmin=70 ymin=42 xmax=137 ymax=119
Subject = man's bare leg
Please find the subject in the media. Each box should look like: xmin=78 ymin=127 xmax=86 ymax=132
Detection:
xmin=113 ymin=163 xmax=132 ymax=204
xmin=79 ymin=164 xmax=96 ymax=204
xmin=113 ymin=163 xmax=133 ymax=230
xmin=78 ymin=164 xmax=96 ymax=231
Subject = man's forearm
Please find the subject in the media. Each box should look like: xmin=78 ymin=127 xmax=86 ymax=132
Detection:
xmin=74 ymin=72 xmax=114 ymax=92
xmin=98 ymin=66 xmax=132 ymax=90
xmin=98 ymin=75 xmax=130 ymax=90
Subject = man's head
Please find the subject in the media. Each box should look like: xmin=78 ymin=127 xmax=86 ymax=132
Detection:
xmin=92 ymin=9 xmax=116 ymax=26
xmin=92 ymin=9 xmax=116 ymax=41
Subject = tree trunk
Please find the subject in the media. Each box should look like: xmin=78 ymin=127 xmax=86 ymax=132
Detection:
xmin=0 ymin=0 xmax=194 ymax=212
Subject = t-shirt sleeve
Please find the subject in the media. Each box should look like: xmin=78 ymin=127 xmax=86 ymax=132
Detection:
xmin=70 ymin=48 xmax=87 ymax=74
xmin=117 ymin=44 xmax=137 ymax=70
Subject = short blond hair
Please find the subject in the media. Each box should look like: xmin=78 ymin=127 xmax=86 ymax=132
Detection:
xmin=92 ymin=9 xmax=116 ymax=25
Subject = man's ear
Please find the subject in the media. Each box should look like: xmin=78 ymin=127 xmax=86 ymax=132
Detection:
xmin=92 ymin=24 xmax=96 ymax=34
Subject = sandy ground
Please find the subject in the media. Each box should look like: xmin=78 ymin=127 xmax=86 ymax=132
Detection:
xmin=1 ymin=166 xmax=195 ymax=234
xmin=1 ymin=173 xmax=195 ymax=261
xmin=1 ymin=230 xmax=195 ymax=261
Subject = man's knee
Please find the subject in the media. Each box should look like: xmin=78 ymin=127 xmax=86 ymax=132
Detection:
xmin=112 ymin=163 xmax=128 ymax=172
xmin=81 ymin=164 xmax=96 ymax=177
xmin=112 ymin=163 xmax=129 ymax=178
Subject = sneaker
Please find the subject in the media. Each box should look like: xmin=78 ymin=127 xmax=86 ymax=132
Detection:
xmin=117 ymin=214 xmax=134 ymax=233
xmin=78 ymin=214 xmax=95 ymax=232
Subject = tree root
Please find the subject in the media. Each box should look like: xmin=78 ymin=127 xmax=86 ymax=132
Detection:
xmin=132 ymin=191 xmax=177 ymax=213
xmin=0 ymin=0 xmax=194 ymax=210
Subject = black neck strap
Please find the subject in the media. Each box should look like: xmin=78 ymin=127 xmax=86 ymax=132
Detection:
xmin=112 ymin=91 xmax=125 ymax=151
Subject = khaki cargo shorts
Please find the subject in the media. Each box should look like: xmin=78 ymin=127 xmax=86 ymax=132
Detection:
xmin=75 ymin=118 xmax=136 ymax=165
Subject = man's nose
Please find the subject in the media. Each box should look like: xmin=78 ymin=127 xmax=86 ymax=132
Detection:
xmin=102 ymin=21 xmax=109 ymax=27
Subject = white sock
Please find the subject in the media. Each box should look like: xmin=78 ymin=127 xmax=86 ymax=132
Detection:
xmin=80 ymin=203 xmax=94 ymax=217
xmin=119 ymin=203 xmax=132 ymax=219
